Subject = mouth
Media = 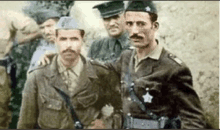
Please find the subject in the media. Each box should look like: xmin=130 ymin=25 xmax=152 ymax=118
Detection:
xmin=109 ymin=27 xmax=118 ymax=32
xmin=131 ymin=37 xmax=142 ymax=42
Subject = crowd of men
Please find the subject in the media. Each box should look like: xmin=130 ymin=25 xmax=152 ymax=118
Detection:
xmin=0 ymin=0 xmax=207 ymax=129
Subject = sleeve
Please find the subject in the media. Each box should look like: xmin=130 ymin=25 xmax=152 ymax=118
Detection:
xmin=170 ymin=66 xmax=206 ymax=129
xmin=104 ymin=51 xmax=123 ymax=76
xmin=98 ymin=65 xmax=122 ymax=129
xmin=17 ymin=71 xmax=38 ymax=129
xmin=9 ymin=11 xmax=39 ymax=34
xmin=0 ymin=66 xmax=11 ymax=129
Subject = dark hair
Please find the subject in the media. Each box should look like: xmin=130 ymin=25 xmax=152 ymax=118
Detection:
xmin=148 ymin=12 xmax=158 ymax=23
xmin=55 ymin=29 xmax=85 ymax=38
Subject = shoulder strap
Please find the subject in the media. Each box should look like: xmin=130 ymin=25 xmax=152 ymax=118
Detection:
xmin=125 ymin=55 xmax=159 ymax=120
xmin=53 ymin=86 xmax=83 ymax=129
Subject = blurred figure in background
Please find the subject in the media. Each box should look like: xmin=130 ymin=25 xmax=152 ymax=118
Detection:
xmin=0 ymin=10 xmax=39 ymax=129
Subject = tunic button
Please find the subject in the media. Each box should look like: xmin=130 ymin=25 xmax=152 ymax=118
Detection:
xmin=48 ymin=104 xmax=52 ymax=108
xmin=127 ymin=113 xmax=131 ymax=116
xmin=120 ymin=81 xmax=124 ymax=84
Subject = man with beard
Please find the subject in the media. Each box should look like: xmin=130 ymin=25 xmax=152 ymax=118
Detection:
xmin=105 ymin=0 xmax=206 ymax=129
xmin=87 ymin=1 xmax=130 ymax=63
xmin=27 ymin=9 xmax=61 ymax=73
xmin=17 ymin=17 xmax=121 ymax=129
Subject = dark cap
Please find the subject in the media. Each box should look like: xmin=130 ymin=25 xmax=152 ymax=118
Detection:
xmin=33 ymin=9 xmax=61 ymax=24
xmin=125 ymin=0 xmax=157 ymax=14
xmin=93 ymin=1 xmax=125 ymax=18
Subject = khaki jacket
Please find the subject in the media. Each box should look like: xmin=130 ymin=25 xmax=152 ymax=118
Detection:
xmin=0 ymin=66 xmax=11 ymax=129
xmin=17 ymin=55 xmax=121 ymax=129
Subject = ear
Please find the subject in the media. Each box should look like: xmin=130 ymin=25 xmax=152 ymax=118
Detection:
xmin=153 ymin=22 xmax=159 ymax=31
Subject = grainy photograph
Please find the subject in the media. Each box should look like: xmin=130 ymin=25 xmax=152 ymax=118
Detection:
xmin=0 ymin=1 xmax=218 ymax=129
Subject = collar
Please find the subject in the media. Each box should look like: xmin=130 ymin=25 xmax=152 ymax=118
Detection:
xmin=44 ymin=54 xmax=98 ymax=79
xmin=134 ymin=40 xmax=163 ymax=64
xmin=57 ymin=55 xmax=83 ymax=77
xmin=109 ymin=31 xmax=130 ymax=49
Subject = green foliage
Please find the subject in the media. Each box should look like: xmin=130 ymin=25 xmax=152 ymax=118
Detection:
xmin=22 ymin=1 xmax=75 ymax=17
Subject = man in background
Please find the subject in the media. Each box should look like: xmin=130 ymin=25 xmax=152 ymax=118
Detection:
xmin=27 ymin=9 xmax=61 ymax=73
xmin=87 ymin=1 xmax=131 ymax=120
xmin=88 ymin=1 xmax=130 ymax=63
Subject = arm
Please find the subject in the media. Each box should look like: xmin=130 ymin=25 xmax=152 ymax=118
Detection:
xmin=0 ymin=66 xmax=11 ymax=129
xmin=170 ymin=66 xmax=206 ymax=129
xmin=17 ymin=71 xmax=38 ymax=129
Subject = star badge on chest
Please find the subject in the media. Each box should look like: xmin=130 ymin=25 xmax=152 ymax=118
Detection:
xmin=143 ymin=88 xmax=153 ymax=103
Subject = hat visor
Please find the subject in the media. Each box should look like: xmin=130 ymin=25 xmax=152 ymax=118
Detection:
xmin=101 ymin=11 xmax=123 ymax=18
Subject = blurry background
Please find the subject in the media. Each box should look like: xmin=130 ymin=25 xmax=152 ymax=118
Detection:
xmin=0 ymin=1 xmax=218 ymax=129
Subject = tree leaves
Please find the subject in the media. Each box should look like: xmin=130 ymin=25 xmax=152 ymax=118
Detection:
xmin=22 ymin=1 xmax=75 ymax=18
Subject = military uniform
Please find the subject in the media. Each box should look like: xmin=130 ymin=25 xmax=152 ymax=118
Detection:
xmin=106 ymin=42 xmax=206 ymax=129
xmin=88 ymin=32 xmax=130 ymax=63
xmin=88 ymin=1 xmax=130 ymax=63
xmin=17 ymin=54 xmax=121 ymax=129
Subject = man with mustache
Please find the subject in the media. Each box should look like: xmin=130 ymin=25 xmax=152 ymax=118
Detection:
xmin=38 ymin=1 xmax=206 ymax=129
xmin=105 ymin=0 xmax=206 ymax=129
xmin=88 ymin=1 xmax=130 ymax=63
xmin=27 ymin=9 xmax=61 ymax=73
xmin=17 ymin=17 xmax=121 ymax=129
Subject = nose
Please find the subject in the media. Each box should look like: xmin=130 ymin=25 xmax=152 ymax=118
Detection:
xmin=109 ymin=18 xmax=117 ymax=26
xmin=66 ymin=40 xmax=72 ymax=48
xmin=130 ymin=24 xmax=138 ymax=35
xmin=44 ymin=27 xmax=50 ymax=34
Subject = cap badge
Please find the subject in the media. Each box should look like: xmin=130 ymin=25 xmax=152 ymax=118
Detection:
xmin=145 ymin=6 xmax=151 ymax=12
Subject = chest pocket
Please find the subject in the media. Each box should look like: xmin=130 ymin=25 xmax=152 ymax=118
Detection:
xmin=77 ymin=93 xmax=98 ymax=108
xmin=39 ymin=94 xmax=64 ymax=128
xmin=40 ymin=94 xmax=63 ymax=110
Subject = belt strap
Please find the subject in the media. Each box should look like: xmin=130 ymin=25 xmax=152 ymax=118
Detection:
xmin=124 ymin=115 xmax=168 ymax=129
xmin=125 ymin=55 xmax=159 ymax=120
xmin=53 ymin=87 xmax=83 ymax=129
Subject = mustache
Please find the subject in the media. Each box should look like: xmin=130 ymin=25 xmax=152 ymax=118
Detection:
xmin=62 ymin=49 xmax=75 ymax=53
xmin=130 ymin=34 xmax=143 ymax=40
